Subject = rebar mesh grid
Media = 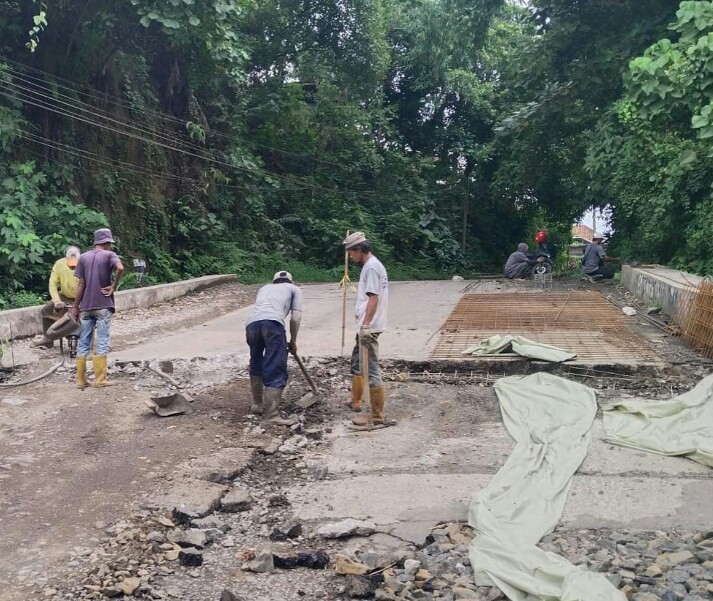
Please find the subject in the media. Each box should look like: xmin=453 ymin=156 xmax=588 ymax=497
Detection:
xmin=675 ymin=277 xmax=713 ymax=359
xmin=431 ymin=291 xmax=661 ymax=363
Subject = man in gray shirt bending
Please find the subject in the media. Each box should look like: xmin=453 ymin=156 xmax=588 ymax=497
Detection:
xmin=245 ymin=270 xmax=303 ymax=425
xmin=581 ymin=232 xmax=614 ymax=281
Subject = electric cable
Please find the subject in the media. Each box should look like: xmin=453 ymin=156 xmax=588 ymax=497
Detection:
xmin=1 ymin=86 xmax=382 ymax=197
xmin=1 ymin=59 xmax=396 ymax=175
xmin=12 ymin=129 xmax=317 ymax=193
xmin=1 ymin=59 xmax=449 ymax=197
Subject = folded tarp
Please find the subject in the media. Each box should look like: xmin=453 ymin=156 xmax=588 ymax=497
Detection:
xmin=462 ymin=334 xmax=577 ymax=362
xmin=468 ymin=373 xmax=625 ymax=601
xmin=603 ymin=372 xmax=713 ymax=468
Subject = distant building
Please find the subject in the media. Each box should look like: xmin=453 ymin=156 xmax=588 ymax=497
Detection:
xmin=572 ymin=225 xmax=594 ymax=245
xmin=570 ymin=225 xmax=595 ymax=257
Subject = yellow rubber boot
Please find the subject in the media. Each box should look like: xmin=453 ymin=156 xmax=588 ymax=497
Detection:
xmin=76 ymin=356 xmax=88 ymax=390
xmin=347 ymin=375 xmax=364 ymax=412
xmin=92 ymin=355 xmax=114 ymax=387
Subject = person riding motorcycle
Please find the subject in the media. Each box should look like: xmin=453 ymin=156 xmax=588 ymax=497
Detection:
xmin=529 ymin=230 xmax=557 ymax=274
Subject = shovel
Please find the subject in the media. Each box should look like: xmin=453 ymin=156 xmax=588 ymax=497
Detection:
xmin=144 ymin=392 xmax=193 ymax=417
xmin=289 ymin=350 xmax=321 ymax=408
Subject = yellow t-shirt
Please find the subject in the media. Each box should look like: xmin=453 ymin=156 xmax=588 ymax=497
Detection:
xmin=49 ymin=258 xmax=78 ymax=303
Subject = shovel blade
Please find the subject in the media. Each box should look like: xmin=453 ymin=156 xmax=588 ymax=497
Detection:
xmin=296 ymin=391 xmax=320 ymax=409
xmin=145 ymin=392 xmax=192 ymax=417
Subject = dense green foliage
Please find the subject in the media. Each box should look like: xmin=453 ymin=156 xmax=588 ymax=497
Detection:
xmin=587 ymin=1 xmax=713 ymax=273
xmin=1 ymin=0 xmax=712 ymax=308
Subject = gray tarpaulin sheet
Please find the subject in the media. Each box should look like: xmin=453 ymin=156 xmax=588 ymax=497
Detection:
xmin=468 ymin=373 xmax=625 ymax=601
xmin=603 ymin=372 xmax=713 ymax=468
xmin=462 ymin=335 xmax=576 ymax=362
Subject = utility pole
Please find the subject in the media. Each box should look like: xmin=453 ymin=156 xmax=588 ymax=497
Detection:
xmin=462 ymin=176 xmax=469 ymax=253
xmin=592 ymin=205 xmax=596 ymax=233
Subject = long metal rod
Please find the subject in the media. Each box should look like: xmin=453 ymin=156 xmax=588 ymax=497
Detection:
xmin=554 ymin=289 xmax=573 ymax=322
xmin=9 ymin=323 xmax=15 ymax=369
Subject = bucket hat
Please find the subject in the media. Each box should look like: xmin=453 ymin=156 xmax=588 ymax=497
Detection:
xmin=343 ymin=231 xmax=367 ymax=249
xmin=93 ymin=228 xmax=115 ymax=245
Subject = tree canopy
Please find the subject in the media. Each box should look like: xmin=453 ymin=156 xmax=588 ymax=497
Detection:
xmin=0 ymin=0 xmax=710 ymax=307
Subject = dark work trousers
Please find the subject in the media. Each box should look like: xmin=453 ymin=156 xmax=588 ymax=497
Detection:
xmin=246 ymin=320 xmax=288 ymax=388
xmin=586 ymin=264 xmax=615 ymax=279
xmin=504 ymin=262 xmax=531 ymax=279
xmin=40 ymin=294 xmax=73 ymax=335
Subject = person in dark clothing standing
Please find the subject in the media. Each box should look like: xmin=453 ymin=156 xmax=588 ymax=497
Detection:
xmin=70 ymin=228 xmax=124 ymax=389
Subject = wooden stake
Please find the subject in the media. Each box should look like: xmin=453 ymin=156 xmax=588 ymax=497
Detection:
xmin=360 ymin=334 xmax=373 ymax=427
xmin=341 ymin=229 xmax=350 ymax=356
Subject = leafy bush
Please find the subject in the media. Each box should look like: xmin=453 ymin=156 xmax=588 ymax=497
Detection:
xmin=0 ymin=290 xmax=45 ymax=310
xmin=0 ymin=161 xmax=108 ymax=294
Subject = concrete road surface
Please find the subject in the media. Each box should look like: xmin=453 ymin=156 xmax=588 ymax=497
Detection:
xmin=114 ymin=278 xmax=713 ymax=543
xmin=116 ymin=280 xmax=468 ymax=362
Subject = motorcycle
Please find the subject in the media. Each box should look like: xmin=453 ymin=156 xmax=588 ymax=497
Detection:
xmin=528 ymin=243 xmax=556 ymax=275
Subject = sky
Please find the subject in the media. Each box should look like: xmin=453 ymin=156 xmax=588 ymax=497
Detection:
xmin=577 ymin=206 xmax=612 ymax=235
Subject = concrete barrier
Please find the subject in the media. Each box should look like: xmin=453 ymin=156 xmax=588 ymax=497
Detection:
xmin=622 ymin=265 xmax=701 ymax=324
xmin=0 ymin=274 xmax=237 ymax=341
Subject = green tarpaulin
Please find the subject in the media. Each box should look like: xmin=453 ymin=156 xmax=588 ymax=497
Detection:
xmin=462 ymin=335 xmax=576 ymax=362
xmin=468 ymin=373 xmax=625 ymax=601
xmin=468 ymin=371 xmax=713 ymax=600
xmin=603 ymin=373 xmax=713 ymax=468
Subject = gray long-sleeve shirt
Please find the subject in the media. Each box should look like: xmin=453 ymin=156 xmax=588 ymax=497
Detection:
xmin=582 ymin=243 xmax=605 ymax=274
xmin=504 ymin=243 xmax=532 ymax=278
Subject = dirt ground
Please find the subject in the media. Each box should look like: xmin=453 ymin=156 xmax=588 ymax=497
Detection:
xmin=0 ymin=283 xmax=258 ymax=599
xmin=0 ymin=278 xmax=711 ymax=601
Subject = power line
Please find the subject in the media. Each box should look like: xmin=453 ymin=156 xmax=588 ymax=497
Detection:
xmin=0 ymin=58 xmax=386 ymax=174
xmin=3 ymin=74 xmax=209 ymax=156
xmin=0 ymin=77 xmax=384 ymax=195
xmin=12 ymin=128 xmax=322 ymax=193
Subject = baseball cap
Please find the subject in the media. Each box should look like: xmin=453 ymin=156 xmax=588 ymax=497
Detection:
xmin=272 ymin=270 xmax=293 ymax=283
xmin=65 ymin=245 xmax=81 ymax=267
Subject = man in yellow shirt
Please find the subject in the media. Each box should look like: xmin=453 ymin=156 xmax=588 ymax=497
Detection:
xmin=33 ymin=246 xmax=81 ymax=347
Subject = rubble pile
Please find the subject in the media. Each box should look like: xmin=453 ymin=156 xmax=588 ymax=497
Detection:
xmin=336 ymin=526 xmax=713 ymax=601
xmin=538 ymin=529 xmax=713 ymax=601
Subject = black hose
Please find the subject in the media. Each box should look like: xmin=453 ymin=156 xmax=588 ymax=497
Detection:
xmin=0 ymin=345 xmax=66 ymax=388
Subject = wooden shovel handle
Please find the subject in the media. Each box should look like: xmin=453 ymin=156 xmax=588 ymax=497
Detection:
xmin=290 ymin=350 xmax=318 ymax=395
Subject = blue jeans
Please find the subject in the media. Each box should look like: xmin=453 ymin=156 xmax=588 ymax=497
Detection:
xmin=78 ymin=309 xmax=113 ymax=357
xmin=246 ymin=320 xmax=288 ymax=388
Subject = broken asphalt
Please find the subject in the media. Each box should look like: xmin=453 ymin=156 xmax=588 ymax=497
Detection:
xmin=1 ymin=278 xmax=712 ymax=601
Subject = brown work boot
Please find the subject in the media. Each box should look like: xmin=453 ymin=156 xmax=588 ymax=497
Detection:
xmin=346 ymin=375 xmax=364 ymax=412
xmin=352 ymin=387 xmax=394 ymax=427
xmin=371 ymin=387 xmax=387 ymax=423
xmin=76 ymin=356 xmax=88 ymax=390
xmin=262 ymin=387 xmax=295 ymax=426
xmin=249 ymin=376 xmax=264 ymax=414
xmin=92 ymin=355 xmax=114 ymax=387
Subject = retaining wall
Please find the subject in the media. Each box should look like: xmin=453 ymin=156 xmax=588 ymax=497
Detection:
xmin=0 ymin=274 xmax=236 ymax=341
xmin=622 ymin=265 xmax=701 ymax=324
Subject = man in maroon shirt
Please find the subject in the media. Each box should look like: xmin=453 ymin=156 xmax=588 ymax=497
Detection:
xmin=70 ymin=228 xmax=124 ymax=389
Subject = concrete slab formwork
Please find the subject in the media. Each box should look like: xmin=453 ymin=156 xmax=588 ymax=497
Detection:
xmin=431 ymin=291 xmax=661 ymax=364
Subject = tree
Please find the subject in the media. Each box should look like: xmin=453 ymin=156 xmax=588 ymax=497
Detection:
xmin=586 ymin=1 xmax=713 ymax=273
